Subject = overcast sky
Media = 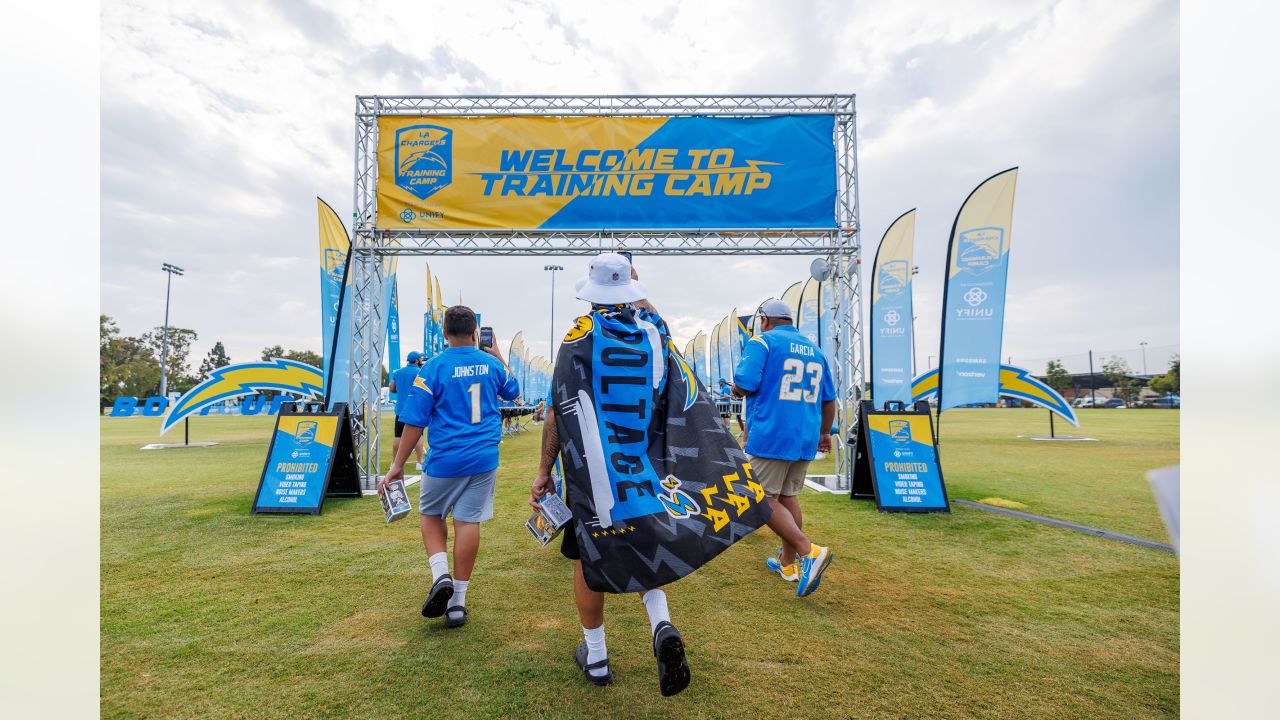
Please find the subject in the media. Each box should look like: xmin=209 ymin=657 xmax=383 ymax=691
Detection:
xmin=101 ymin=0 xmax=1178 ymax=378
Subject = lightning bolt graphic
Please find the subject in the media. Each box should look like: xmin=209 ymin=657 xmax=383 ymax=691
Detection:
xmin=161 ymin=359 xmax=324 ymax=434
xmin=908 ymin=364 xmax=1079 ymax=427
xmin=668 ymin=339 xmax=698 ymax=410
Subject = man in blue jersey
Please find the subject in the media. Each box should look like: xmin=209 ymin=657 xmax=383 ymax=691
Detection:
xmin=383 ymin=306 xmax=520 ymax=629
xmin=733 ymin=298 xmax=836 ymax=597
xmin=388 ymin=351 xmax=425 ymax=473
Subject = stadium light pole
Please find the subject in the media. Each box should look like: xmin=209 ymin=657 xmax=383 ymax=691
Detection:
xmin=544 ymin=265 xmax=563 ymax=360
xmin=1140 ymin=341 xmax=1148 ymax=374
xmin=910 ymin=266 xmax=920 ymax=376
xmin=159 ymin=263 xmax=185 ymax=398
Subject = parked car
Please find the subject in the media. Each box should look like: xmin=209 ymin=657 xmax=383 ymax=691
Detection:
xmin=1152 ymin=396 xmax=1180 ymax=408
xmin=1073 ymin=397 xmax=1101 ymax=408
xmin=1102 ymin=398 xmax=1127 ymax=409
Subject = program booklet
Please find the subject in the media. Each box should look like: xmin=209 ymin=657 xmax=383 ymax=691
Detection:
xmin=380 ymin=477 xmax=413 ymax=523
xmin=525 ymin=491 xmax=574 ymax=546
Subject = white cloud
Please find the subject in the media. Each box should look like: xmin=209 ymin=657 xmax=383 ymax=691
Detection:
xmin=100 ymin=0 xmax=1178 ymax=375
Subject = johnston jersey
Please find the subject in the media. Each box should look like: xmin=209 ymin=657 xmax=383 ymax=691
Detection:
xmin=398 ymin=346 xmax=520 ymax=477
xmin=733 ymin=324 xmax=836 ymax=461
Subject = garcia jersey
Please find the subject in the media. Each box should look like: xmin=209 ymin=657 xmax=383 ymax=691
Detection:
xmin=733 ymin=324 xmax=835 ymax=461
xmin=398 ymin=346 xmax=520 ymax=477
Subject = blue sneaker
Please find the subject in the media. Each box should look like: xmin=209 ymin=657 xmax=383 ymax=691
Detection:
xmin=765 ymin=548 xmax=798 ymax=582
xmin=796 ymin=544 xmax=832 ymax=597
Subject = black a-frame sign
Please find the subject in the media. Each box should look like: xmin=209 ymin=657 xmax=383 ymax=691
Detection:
xmin=850 ymin=400 xmax=950 ymax=512
xmin=252 ymin=402 xmax=361 ymax=515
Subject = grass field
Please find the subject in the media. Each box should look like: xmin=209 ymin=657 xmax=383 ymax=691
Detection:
xmin=101 ymin=409 xmax=1178 ymax=719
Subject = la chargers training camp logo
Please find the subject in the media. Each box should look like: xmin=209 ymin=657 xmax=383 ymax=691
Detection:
xmin=323 ymin=249 xmax=346 ymax=286
xmin=878 ymin=260 xmax=909 ymax=295
xmin=889 ymin=419 xmax=912 ymax=444
xmin=294 ymin=420 xmax=318 ymax=445
xmin=956 ymin=227 xmax=1005 ymax=275
xmin=395 ymin=125 xmax=452 ymax=201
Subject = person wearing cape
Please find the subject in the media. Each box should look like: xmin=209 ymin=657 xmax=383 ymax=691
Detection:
xmin=530 ymin=253 xmax=771 ymax=696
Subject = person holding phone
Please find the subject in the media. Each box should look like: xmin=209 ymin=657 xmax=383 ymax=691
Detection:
xmin=382 ymin=305 xmax=520 ymax=629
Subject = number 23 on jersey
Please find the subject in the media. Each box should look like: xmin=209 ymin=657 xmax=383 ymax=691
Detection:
xmin=779 ymin=358 xmax=823 ymax=403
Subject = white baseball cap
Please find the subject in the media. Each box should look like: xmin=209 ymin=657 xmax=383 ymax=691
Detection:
xmin=758 ymin=298 xmax=794 ymax=320
xmin=574 ymin=252 xmax=648 ymax=304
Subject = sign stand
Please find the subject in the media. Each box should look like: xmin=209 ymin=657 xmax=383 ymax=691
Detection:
xmin=850 ymin=400 xmax=949 ymax=512
xmin=252 ymin=402 xmax=361 ymax=515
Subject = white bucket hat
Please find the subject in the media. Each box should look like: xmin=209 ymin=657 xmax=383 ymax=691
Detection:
xmin=574 ymin=252 xmax=648 ymax=304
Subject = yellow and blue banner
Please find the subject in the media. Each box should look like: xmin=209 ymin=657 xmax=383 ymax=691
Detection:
xmin=871 ymin=209 xmax=917 ymax=408
xmin=317 ymin=198 xmax=353 ymax=406
xmin=817 ymin=279 xmax=837 ymax=368
xmin=938 ymin=168 xmax=1019 ymax=411
xmin=388 ymin=277 xmax=401 ymax=372
xmin=377 ymin=116 xmax=837 ymax=230
xmin=797 ymin=277 xmax=821 ymax=346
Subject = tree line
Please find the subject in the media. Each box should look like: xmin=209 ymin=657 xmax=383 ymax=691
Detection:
xmin=100 ymin=315 xmax=322 ymax=406
xmin=1042 ymin=355 xmax=1179 ymax=405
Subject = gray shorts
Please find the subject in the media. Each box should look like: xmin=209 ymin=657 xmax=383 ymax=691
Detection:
xmin=748 ymin=456 xmax=810 ymax=498
xmin=418 ymin=469 xmax=497 ymax=523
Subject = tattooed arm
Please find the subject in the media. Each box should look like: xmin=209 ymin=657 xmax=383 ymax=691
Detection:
xmin=530 ymin=409 xmax=560 ymax=510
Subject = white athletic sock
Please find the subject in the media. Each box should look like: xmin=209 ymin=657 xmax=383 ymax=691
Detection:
xmin=641 ymin=589 xmax=671 ymax=636
xmin=582 ymin=624 xmax=608 ymax=677
xmin=428 ymin=552 xmax=449 ymax=582
xmin=451 ymin=579 xmax=469 ymax=608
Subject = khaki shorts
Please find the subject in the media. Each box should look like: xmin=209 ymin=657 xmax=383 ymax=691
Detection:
xmin=748 ymin=456 xmax=810 ymax=498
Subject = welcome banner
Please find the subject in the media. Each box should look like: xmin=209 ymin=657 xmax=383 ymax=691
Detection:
xmin=938 ymin=169 xmax=1019 ymax=411
xmin=871 ymin=209 xmax=917 ymax=407
xmin=377 ymin=115 xmax=837 ymax=230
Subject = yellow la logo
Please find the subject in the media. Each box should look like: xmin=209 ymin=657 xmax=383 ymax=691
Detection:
xmin=563 ymin=315 xmax=594 ymax=343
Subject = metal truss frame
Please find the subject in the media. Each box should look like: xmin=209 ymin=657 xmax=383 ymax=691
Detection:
xmin=350 ymin=95 xmax=864 ymax=492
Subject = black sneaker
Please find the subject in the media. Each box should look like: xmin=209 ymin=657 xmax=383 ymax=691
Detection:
xmin=652 ymin=621 xmax=691 ymax=697
xmin=444 ymin=605 xmax=467 ymax=629
xmin=421 ymin=574 xmax=454 ymax=618
xmin=574 ymin=640 xmax=614 ymax=686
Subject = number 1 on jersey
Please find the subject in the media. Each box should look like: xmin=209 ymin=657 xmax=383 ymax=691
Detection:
xmin=467 ymin=382 xmax=481 ymax=423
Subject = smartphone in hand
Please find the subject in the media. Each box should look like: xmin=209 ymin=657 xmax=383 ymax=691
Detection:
xmin=479 ymin=326 xmax=495 ymax=349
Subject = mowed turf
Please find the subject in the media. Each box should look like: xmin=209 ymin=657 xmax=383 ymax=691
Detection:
xmin=101 ymin=409 xmax=1178 ymax=719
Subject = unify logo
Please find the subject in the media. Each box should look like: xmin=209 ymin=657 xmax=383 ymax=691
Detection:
xmin=884 ymin=310 xmax=901 ymax=326
xmin=964 ymin=287 xmax=988 ymax=306
xmin=395 ymin=125 xmax=453 ymax=201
